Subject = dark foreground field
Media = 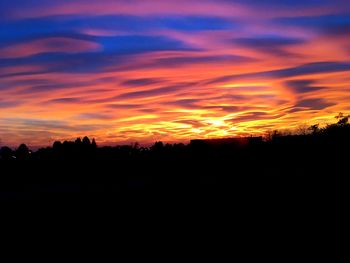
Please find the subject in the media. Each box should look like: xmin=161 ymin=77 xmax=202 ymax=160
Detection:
xmin=0 ymin=156 xmax=347 ymax=206
xmin=1 ymin=136 xmax=348 ymax=210
xmin=2 ymin=123 xmax=348 ymax=263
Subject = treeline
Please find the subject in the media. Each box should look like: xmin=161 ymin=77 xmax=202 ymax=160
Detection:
xmin=0 ymin=113 xmax=349 ymax=162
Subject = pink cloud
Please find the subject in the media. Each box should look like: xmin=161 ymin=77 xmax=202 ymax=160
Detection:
xmin=0 ymin=38 xmax=101 ymax=59
xmin=8 ymin=0 xmax=249 ymax=19
xmin=7 ymin=0 xmax=350 ymax=21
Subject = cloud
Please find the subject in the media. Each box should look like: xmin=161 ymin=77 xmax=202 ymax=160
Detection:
xmin=0 ymin=100 xmax=22 ymax=108
xmin=75 ymin=113 xmax=115 ymax=120
xmin=230 ymin=112 xmax=275 ymax=123
xmin=48 ymin=98 xmax=82 ymax=104
xmin=155 ymin=54 xmax=255 ymax=67
xmin=0 ymin=0 xmax=248 ymax=19
xmin=0 ymin=15 xmax=233 ymax=47
xmin=274 ymin=13 xmax=350 ymax=37
xmin=173 ymin=119 xmax=204 ymax=128
xmin=1 ymin=118 xmax=109 ymax=132
xmin=207 ymin=62 xmax=350 ymax=84
xmin=106 ymin=104 xmax=143 ymax=109
xmin=117 ymin=84 xmax=190 ymax=99
xmin=233 ymin=36 xmax=305 ymax=56
xmin=0 ymin=35 xmax=194 ymax=75
xmin=99 ymin=35 xmax=195 ymax=54
xmin=233 ymin=0 xmax=326 ymax=6
xmin=21 ymin=84 xmax=80 ymax=94
xmin=270 ymin=62 xmax=350 ymax=78
xmin=235 ymin=36 xmax=303 ymax=47
xmin=285 ymin=80 xmax=325 ymax=94
xmin=206 ymin=105 xmax=240 ymax=113
xmin=275 ymin=13 xmax=350 ymax=29
xmin=0 ymin=83 xmax=11 ymax=91
xmin=0 ymin=37 xmax=101 ymax=59
xmin=166 ymin=99 xmax=202 ymax=109
xmin=121 ymin=78 xmax=164 ymax=87
xmin=294 ymin=98 xmax=336 ymax=110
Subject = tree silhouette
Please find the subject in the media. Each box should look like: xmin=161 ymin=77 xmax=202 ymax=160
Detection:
xmin=82 ymin=136 xmax=91 ymax=146
xmin=75 ymin=137 xmax=82 ymax=145
xmin=92 ymin=138 xmax=97 ymax=149
xmin=309 ymin=124 xmax=320 ymax=135
xmin=0 ymin=146 xmax=13 ymax=160
xmin=151 ymin=141 xmax=164 ymax=153
xmin=16 ymin=144 xmax=30 ymax=160
xmin=53 ymin=141 xmax=62 ymax=149
xmin=335 ymin=112 xmax=349 ymax=126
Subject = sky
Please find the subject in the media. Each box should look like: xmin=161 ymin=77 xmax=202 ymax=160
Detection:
xmin=1 ymin=0 xmax=350 ymax=147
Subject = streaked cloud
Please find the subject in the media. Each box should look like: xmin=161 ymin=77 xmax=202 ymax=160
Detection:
xmin=285 ymin=80 xmax=325 ymax=94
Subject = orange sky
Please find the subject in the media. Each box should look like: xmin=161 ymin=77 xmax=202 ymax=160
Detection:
xmin=1 ymin=0 xmax=350 ymax=147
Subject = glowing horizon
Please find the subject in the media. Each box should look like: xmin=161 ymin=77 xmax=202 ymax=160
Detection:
xmin=1 ymin=0 xmax=350 ymax=147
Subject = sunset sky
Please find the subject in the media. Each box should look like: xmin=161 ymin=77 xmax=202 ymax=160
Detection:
xmin=1 ymin=0 xmax=350 ymax=147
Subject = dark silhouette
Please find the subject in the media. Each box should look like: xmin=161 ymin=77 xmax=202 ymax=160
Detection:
xmin=92 ymin=138 xmax=97 ymax=149
xmin=0 ymin=146 xmax=13 ymax=161
xmin=335 ymin=112 xmax=349 ymax=125
xmin=0 ymin=113 xmax=349 ymax=206
xmin=309 ymin=124 xmax=320 ymax=135
xmin=15 ymin=144 xmax=30 ymax=160
xmin=82 ymin=136 xmax=91 ymax=145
